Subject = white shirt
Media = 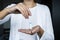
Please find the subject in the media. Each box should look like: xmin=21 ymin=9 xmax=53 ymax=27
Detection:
xmin=0 ymin=3 xmax=54 ymax=40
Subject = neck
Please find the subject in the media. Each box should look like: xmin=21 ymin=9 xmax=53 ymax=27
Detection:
xmin=23 ymin=1 xmax=36 ymax=8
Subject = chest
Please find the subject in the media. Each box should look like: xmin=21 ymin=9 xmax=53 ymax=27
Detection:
xmin=10 ymin=12 xmax=38 ymax=29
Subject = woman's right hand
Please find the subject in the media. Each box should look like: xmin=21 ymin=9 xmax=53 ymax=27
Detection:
xmin=5 ymin=3 xmax=31 ymax=19
xmin=15 ymin=3 xmax=31 ymax=18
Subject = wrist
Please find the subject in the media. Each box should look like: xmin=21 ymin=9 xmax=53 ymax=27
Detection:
xmin=31 ymin=25 xmax=40 ymax=35
xmin=4 ymin=8 xmax=11 ymax=14
xmin=4 ymin=6 xmax=16 ymax=14
xmin=38 ymin=27 xmax=44 ymax=37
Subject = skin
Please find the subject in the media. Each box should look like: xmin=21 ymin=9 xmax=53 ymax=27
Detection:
xmin=0 ymin=2 xmax=31 ymax=19
xmin=0 ymin=0 xmax=44 ymax=37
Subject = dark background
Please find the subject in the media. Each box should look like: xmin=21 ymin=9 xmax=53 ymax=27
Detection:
xmin=0 ymin=0 xmax=60 ymax=40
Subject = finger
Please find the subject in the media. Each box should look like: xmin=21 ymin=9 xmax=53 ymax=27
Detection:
xmin=28 ymin=10 xmax=31 ymax=16
xmin=24 ymin=7 xmax=31 ymax=16
xmin=16 ymin=5 xmax=29 ymax=18
xmin=22 ymin=4 xmax=31 ymax=16
xmin=18 ymin=29 xmax=26 ymax=33
xmin=16 ymin=4 xmax=29 ymax=18
xmin=18 ymin=29 xmax=32 ymax=34
xmin=20 ymin=4 xmax=29 ymax=18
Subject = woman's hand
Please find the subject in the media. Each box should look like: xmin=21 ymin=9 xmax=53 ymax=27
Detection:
xmin=18 ymin=29 xmax=32 ymax=35
xmin=5 ymin=3 xmax=31 ymax=19
xmin=15 ymin=3 xmax=31 ymax=19
xmin=18 ymin=25 xmax=44 ymax=35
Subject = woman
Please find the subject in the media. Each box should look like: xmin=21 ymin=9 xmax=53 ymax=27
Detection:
xmin=0 ymin=0 xmax=54 ymax=40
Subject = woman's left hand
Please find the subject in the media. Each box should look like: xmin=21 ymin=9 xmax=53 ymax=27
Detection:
xmin=18 ymin=25 xmax=44 ymax=35
xmin=18 ymin=29 xmax=32 ymax=35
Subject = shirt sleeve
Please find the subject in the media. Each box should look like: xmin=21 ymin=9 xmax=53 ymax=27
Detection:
xmin=0 ymin=14 xmax=11 ymax=25
xmin=38 ymin=6 xmax=54 ymax=40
